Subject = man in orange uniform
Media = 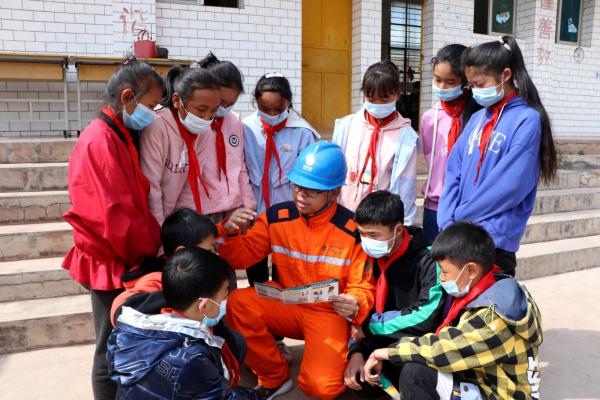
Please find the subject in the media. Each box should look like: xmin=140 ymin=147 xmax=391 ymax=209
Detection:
xmin=219 ymin=142 xmax=375 ymax=399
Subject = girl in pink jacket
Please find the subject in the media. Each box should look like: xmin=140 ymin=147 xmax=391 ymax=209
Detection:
xmin=140 ymin=58 xmax=255 ymax=225
xmin=420 ymin=44 xmax=479 ymax=241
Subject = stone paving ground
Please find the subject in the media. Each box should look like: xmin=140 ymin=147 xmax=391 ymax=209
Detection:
xmin=1 ymin=267 xmax=599 ymax=400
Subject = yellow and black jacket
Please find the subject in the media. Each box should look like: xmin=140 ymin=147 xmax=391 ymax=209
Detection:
xmin=388 ymin=275 xmax=542 ymax=399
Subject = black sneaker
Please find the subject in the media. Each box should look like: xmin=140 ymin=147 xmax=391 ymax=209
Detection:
xmin=254 ymin=379 xmax=294 ymax=400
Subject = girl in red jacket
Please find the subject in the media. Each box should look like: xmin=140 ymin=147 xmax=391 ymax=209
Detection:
xmin=62 ymin=58 xmax=164 ymax=400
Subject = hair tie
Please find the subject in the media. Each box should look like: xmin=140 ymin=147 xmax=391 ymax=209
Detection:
xmin=498 ymin=37 xmax=511 ymax=51
xmin=265 ymin=72 xmax=285 ymax=79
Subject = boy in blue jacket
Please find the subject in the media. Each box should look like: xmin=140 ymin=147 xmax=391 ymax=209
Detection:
xmin=107 ymin=247 xmax=258 ymax=400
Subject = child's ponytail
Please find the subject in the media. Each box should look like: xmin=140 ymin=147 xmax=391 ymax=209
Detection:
xmin=194 ymin=51 xmax=245 ymax=94
xmin=463 ymin=36 xmax=557 ymax=183
xmin=500 ymin=35 xmax=557 ymax=183
xmin=160 ymin=66 xmax=186 ymax=109
xmin=159 ymin=66 xmax=220 ymax=109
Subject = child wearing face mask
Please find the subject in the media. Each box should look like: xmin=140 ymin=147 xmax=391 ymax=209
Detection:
xmin=193 ymin=52 xmax=256 ymax=222
xmin=107 ymin=247 xmax=259 ymax=400
xmin=332 ymin=61 xmax=418 ymax=225
xmin=437 ymin=35 xmax=558 ymax=277
xmin=344 ymin=191 xmax=446 ymax=398
xmin=140 ymin=66 xmax=219 ymax=225
xmin=363 ymin=222 xmax=542 ymax=400
xmin=420 ymin=44 xmax=481 ymax=242
xmin=62 ymin=58 xmax=164 ymax=400
xmin=242 ymin=73 xmax=319 ymax=303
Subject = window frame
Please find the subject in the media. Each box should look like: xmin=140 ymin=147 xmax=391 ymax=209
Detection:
xmin=157 ymin=0 xmax=241 ymax=8
xmin=556 ymin=0 xmax=583 ymax=46
xmin=487 ymin=0 xmax=516 ymax=36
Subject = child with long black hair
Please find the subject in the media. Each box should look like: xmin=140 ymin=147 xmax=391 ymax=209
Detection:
xmin=421 ymin=44 xmax=480 ymax=241
xmin=437 ymin=35 xmax=558 ymax=276
xmin=62 ymin=58 xmax=164 ymax=400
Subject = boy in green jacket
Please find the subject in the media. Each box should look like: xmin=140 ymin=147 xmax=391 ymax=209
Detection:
xmin=364 ymin=221 xmax=542 ymax=399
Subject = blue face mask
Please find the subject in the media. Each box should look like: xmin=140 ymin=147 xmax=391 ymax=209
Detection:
xmin=258 ymin=108 xmax=289 ymax=126
xmin=363 ymin=101 xmax=397 ymax=119
xmin=123 ymin=98 xmax=155 ymax=130
xmin=472 ymin=81 xmax=505 ymax=108
xmin=202 ymin=298 xmax=227 ymax=328
xmin=432 ymin=83 xmax=463 ymax=102
xmin=216 ymin=105 xmax=234 ymax=118
xmin=441 ymin=265 xmax=473 ymax=297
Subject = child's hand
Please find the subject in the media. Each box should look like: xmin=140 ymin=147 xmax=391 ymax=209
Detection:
xmin=363 ymin=354 xmax=383 ymax=386
xmin=344 ymin=353 xmax=366 ymax=390
xmin=223 ymin=208 xmax=257 ymax=234
xmin=363 ymin=349 xmax=390 ymax=386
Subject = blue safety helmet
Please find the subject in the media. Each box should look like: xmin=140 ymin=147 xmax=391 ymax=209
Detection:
xmin=288 ymin=141 xmax=347 ymax=190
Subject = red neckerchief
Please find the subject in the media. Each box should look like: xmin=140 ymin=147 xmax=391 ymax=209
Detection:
xmin=435 ymin=265 xmax=501 ymax=335
xmin=259 ymin=117 xmax=288 ymax=208
xmin=221 ymin=342 xmax=240 ymax=387
xmin=171 ymin=108 xmax=210 ymax=212
xmin=374 ymin=226 xmax=411 ymax=313
xmin=101 ymin=107 xmax=152 ymax=219
xmin=440 ymin=91 xmax=469 ymax=154
xmin=475 ymin=92 xmax=518 ymax=182
xmin=358 ymin=112 xmax=397 ymax=192
xmin=211 ymin=116 xmax=229 ymax=187
xmin=160 ymin=308 xmax=240 ymax=387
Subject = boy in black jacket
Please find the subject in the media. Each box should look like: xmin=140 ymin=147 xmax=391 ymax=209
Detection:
xmin=344 ymin=191 xmax=446 ymax=396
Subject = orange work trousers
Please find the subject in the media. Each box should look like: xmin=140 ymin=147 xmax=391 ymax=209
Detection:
xmin=226 ymin=286 xmax=350 ymax=400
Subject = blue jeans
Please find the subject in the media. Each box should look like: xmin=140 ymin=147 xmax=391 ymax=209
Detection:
xmin=423 ymin=208 xmax=440 ymax=243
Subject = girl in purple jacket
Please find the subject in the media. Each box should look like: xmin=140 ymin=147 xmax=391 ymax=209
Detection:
xmin=420 ymin=44 xmax=479 ymax=241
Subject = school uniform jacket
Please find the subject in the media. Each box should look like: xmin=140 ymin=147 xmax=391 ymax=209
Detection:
xmin=217 ymin=201 xmax=375 ymax=324
xmin=62 ymin=117 xmax=161 ymax=290
xmin=332 ymin=109 xmax=418 ymax=225
xmin=348 ymin=227 xmax=446 ymax=358
xmin=242 ymin=109 xmax=319 ymax=213
xmin=437 ymin=96 xmax=542 ymax=252
xmin=388 ymin=276 xmax=543 ymax=400
xmin=140 ymin=108 xmax=255 ymax=223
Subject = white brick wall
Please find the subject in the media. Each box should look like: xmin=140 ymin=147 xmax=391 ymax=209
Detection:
xmin=351 ymin=0 xmax=382 ymax=111
xmin=154 ymin=0 xmax=302 ymax=115
xmin=421 ymin=0 xmax=600 ymax=137
xmin=0 ymin=0 xmax=309 ymax=134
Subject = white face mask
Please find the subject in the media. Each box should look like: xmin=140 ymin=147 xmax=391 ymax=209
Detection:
xmin=363 ymin=100 xmax=397 ymax=119
xmin=180 ymin=104 xmax=212 ymax=134
xmin=360 ymin=226 xmax=400 ymax=259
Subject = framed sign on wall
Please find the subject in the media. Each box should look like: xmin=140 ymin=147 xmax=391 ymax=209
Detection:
xmin=557 ymin=0 xmax=582 ymax=45
xmin=489 ymin=0 xmax=515 ymax=35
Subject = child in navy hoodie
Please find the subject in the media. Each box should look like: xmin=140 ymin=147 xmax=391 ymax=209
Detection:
xmin=107 ymin=247 xmax=258 ymax=399
xmin=437 ymin=35 xmax=558 ymax=276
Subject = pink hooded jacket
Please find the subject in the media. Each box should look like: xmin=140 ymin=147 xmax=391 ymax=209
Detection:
xmin=140 ymin=108 xmax=255 ymax=224
xmin=420 ymin=102 xmax=456 ymax=211
xmin=333 ymin=109 xmax=418 ymax=225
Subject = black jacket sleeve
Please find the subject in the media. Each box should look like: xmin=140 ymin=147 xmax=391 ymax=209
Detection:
xmin=362 ymin=250 xmax=447 ymax=339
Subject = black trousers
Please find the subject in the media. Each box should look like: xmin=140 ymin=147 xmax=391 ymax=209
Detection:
xmin=495 ymin=248 xmax=517 ymax=277
xmin=354 ymin=362 xmax=440 ymax=400
xmin=91 ymin=288 xmax=123 ymax=400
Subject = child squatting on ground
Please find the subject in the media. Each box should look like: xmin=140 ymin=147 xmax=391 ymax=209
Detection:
xmin=363 ymin=221 xmax=542 ymax=400
xmin=107 ymin=247 xmax=259 ymax=400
